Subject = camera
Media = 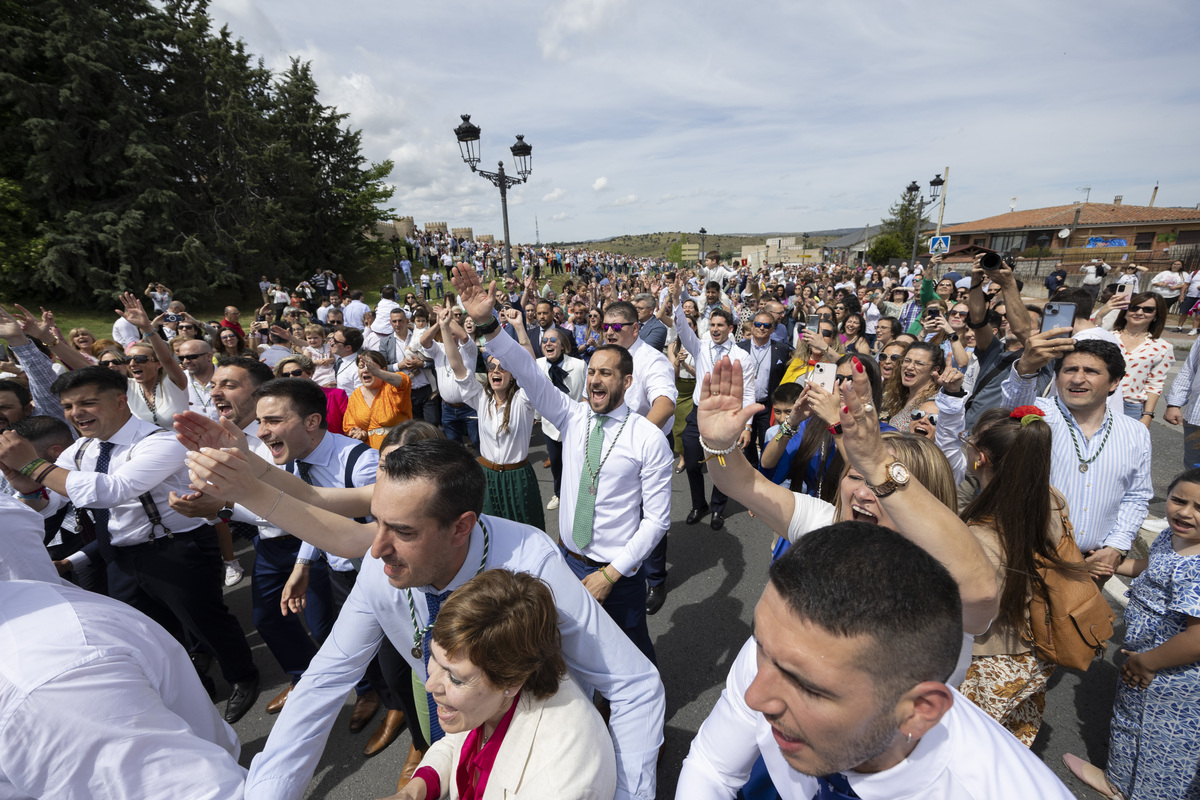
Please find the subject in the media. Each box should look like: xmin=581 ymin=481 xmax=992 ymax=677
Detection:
xmin=980 ymin=252 xmax=1016 ymax=270
xmin=163 ymin=313 xmax=181 ymax=323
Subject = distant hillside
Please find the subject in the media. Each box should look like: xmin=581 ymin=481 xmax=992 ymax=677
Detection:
xmin=553 ymin=231 xmax=843 ymax=259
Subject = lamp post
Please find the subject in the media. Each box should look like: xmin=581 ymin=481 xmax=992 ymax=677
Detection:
xmin=454 ymin=114 xmax=532 ymax=280
xmin=699 ymin=227 xmax=707 ymax=263
xmin=907 ymin=174 xmax=944 ymax=266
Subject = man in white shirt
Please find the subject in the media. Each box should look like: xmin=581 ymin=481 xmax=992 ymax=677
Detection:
xmin=677 ymin=525 xmax=1075 ymax=800
xmin=329 ymin=326 xmax=363 ymax=395
xmin=459 ymin=271 xmax=671 ymax=663
xmin=111 ymin=310 xmax=141 ymax=349
xmin=341 ymin=290 xmax=370 ymax=330
xmin=0 ymin=579 xmax=247 ymax=799
xmin=0 ymin=366 xmax=260 ymax=723
xmin=178 ymin=338 xmax=220 ymax=421
xmin=672 ymin=276 xmax=756 ymax=530
xmin=373 ymin=285 xmax=400 ymax=337
xmin=0 ymin=492 xmax=60 ymax=583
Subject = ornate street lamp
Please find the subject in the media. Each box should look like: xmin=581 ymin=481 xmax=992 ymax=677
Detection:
xmin=907 ymin=174 xmax=944 ymax=266
xmin=454 ymin=114 xmax=532 ymax=279
xmin=699 ymin=227 xmax=707 ymax=263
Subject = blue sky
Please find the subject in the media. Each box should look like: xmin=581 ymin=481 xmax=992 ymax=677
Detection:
xmin=210 ymin=0 xmax=1200 ymax=244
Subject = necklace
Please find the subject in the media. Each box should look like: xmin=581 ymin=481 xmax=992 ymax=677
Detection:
xmin=404 ymin=519 xmax=490 ymax=659
xmin=189 ymin=375 xmax=212 ymax=410
xmin=582 ymin=410 xmax=630 ymax=495
xmin=1055 ymin=397 xmax=1113 ymax=473
xmin=142 ymin=379 xmax=159 ymax=425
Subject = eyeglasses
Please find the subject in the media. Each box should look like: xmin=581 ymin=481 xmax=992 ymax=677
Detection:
xmin=834 ymin=374 xmax=853 ymax=385
xmin=752 ymin=321 xmax=773 ymax=329
xmin=958 ymin=431 xmax=975 ymax=446
xmin=879 ymin=353 xmax=903 ymax=362
xmin=178 ymin=353 xmax=208 ymax=361
xmin=331 ymin=338 xmax=347 ymax=345
xmin=1129 ymin=305 xmax=1157 ymax=314
xmin=280 ymin=369 xmax=305 ymax=378
xmin=910 ymin=410 xmax=938 ymax=425
xmin=601 ymin=322 xmax=628 ymax=332
xmin=128 ymin=355 xmax=156 ymax=364
xmin=901 ymin=358 xmax=931 ymax=368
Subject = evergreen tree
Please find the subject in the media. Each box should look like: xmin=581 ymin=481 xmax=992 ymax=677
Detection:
xmin=877 ymin=185 xmax=931 ymax=264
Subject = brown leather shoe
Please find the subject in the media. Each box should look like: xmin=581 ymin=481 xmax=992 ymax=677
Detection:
xmin=397 ymin=743 xmax=426 ymax=792
xmin=363 ymin=709 xmax=406 ymax=757
xmin=265 ymin=684 xmax=293 ymax=715
xmin=348 ymin=689 xmax=381 ymax=733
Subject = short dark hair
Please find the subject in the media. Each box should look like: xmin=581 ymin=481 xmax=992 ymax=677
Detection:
xmin=710 ymin=308 xmax=735 ymax=327
xmin=349 ymin=289 xmax=364 ymax=300
xmin=0 ymin=379 xmax=32 ymax=408
xmin=590 ymin=344 xmax=633 ymax=379
xmin=380 ymin=439 xmax=485 ymax=524
xmin=877 ymin=317 xmax=898 ymax=336
xmin=12 ymin=415 xmax=74 ymax=449
xmin=1050 ymin=286 xmax=1095 ymax=320
xmin=252 ymin=377 xmax=328 ymax=429
xmin=433 ymin=569 xmax=566 ymax=700
xmin=603 ymin=301 xmax=637 ymax=325
xmin=215 ymin=355 xmax=274 ymax=388
xmin=50 ymin=365 xmax=126 ymax=397
xmin=1055 ymin=339 xmax=1126 ymax=383
xmin=705 ymin=281 xmax=721 ymax=293
xmin=768 ymin=523 xmax=963 ymax=701
xmin=771 ymin=382 xmax=802 ymax=407
xmin=379 ymin=419 xmax=444 ymax=452
xmin=334 ymin=326 xmax=363 ymax=351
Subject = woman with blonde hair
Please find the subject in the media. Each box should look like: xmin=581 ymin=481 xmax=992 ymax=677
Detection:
xmin=66 ymin=328 xmax=98 ymax=364
xmin=881 ymin=341 xmax=944 ymax=432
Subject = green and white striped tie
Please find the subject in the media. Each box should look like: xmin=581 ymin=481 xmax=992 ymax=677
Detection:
xmin=571 ymin=414 xmax=608 ymax=550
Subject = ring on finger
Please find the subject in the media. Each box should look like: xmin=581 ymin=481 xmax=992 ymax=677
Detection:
xmin=861 ymin=403 xmax=875 ymax=414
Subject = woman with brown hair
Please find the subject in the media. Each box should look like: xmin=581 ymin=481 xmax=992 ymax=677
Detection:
xmin=344 ymin=351 xmax=413 ymax=449
xmin=1107 ymin=291 xmax=1174 ymax=425
xmin=957 ymin=406 xmax=1083 ymax=745
xmin=881 ymin=341 xmax=944 ymax=432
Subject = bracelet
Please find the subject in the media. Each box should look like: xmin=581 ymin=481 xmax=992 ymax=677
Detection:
xmin=295 ymin=558 xmax=314 ymax=567
xmin=262 ymin=489 xmax=285 ymax=520
xmin=1142 ymin=412 xmax=1155 ymax=419
xmin=828 ymin=423 xmax=843 ymax=436
xmin=17 ymin=488 xmax=47 ymax=501
xmin=600 ymin=566 xmax=617 ymax=585
xmin=698 ymin=434 xmax=739 ymax=467
xmin=777 ymin=420 xmax=797 ymax=438
xmin=33 ymin=463 xmax=57 ymax=484
xmin=18 ymin=458 xmax=48 ymax=478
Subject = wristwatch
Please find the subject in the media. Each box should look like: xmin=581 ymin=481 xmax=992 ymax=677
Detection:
xmin=216 ymin=504 xmax=233 ymax=523
xmin=865 ymin=460 xmax=911 ymax=498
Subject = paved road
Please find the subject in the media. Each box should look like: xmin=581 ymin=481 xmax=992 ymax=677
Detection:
xmin=212 ymin=405 xmax=1192 ymax=798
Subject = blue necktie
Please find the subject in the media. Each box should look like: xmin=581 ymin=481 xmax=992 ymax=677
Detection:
xmin=91 ymin=441 xmax=117 ymax=561
xmin=423 ymin=589 xmax=452 ymax=742
xmin=814 ymin=773 xmax=858 ymax=799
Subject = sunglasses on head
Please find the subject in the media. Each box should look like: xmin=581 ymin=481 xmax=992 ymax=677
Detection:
xmin=910 ymin=410 xmax=938 ymax=425
xmin=601 ymin=322 xmax=628 ymax=332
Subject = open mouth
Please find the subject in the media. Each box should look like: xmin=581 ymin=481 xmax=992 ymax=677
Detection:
xmin=263 ymin=440 xmax=286 ymax=460
xmin=75 ymin=418 xmax=98 ymax=433
xmin=590 ymin=384 xmax=608 ymax=405
xmin=214 ymin=400 xmax=232 ymax=417
xmin=850 ymin=503 xmax=878 ymax=524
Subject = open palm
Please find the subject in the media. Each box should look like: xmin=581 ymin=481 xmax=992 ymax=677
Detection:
xmin=450 ymin=264 xmax=495 ymax=321
xmin=697 ymin=358 xmax=761 ymax=450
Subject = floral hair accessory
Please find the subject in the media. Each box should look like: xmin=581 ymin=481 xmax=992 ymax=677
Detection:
xmin=1010 ymin=405 xmax=1045 ymax=427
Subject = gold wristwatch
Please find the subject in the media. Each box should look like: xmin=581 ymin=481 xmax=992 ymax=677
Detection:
xmin=865 ymin=460 xmax=910 ymax=498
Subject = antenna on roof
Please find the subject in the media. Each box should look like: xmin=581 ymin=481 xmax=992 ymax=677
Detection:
xmin=1077 ymin=186 xmax=1091 ymax=203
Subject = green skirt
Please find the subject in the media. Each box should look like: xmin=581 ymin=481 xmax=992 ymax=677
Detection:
xmin=482 ymin=461 xmax=546 ymax=531
xmin=673 ymin=376 xmax=696 ymax=453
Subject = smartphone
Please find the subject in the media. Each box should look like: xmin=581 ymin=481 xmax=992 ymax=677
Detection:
xmin=806 ymin=313 xmax=820 ymax=330
xmin=925 ymin=308 xmax=941 ymax=319
xmin=1041 ymin=302 xmax=1076 ymax=338
xmin=1115 ymin=284 xmax=1134 ymax=300
xmin=807 ymin=362 xmax=837 ymax=394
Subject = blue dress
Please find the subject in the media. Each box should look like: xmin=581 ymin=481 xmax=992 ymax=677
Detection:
xmin=1106 ymin=530 xmax=1200 ymax=799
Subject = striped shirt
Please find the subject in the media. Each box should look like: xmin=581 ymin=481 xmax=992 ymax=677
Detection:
xmin=1165 ymin=339 xmax=1200 ymax=425
xmin=1001 ymin=366 xmax=1151 ymax=552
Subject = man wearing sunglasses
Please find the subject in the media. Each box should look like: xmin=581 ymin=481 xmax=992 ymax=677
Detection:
xmin=737 ymin=312 xmax=791 ymax=470
xmin=178 ymin=339 xmax=220 ymax=421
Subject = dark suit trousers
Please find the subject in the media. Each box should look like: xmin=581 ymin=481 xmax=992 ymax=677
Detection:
xmin=329 ymin=567 xmax=390 ymax=700
xmin=560 ymin=544 xmax=656 ymax=665
xmin=682 ymin=409 xmax=729 ymax=513
xmin=744 ymin=404 xmax=773 ymax=471
xmin=252 ymin=534 xmax=333 ymax=683
xmin=109 ymin=524 xmax=257 ymax=684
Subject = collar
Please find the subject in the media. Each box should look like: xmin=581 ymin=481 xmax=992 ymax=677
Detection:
xmin=299 ymin=430 xmax=333 ymax=467
xmin=102 ymin=413 xmax=152 ymax=446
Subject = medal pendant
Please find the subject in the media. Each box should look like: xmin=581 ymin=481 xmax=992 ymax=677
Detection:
xmin=1079 ymin=463 xmax=1088 ymax=473
xmin=412 ymin=645 xmax=423 ymax=659
xmin=589 ymin=483 xmax=597 ymax=496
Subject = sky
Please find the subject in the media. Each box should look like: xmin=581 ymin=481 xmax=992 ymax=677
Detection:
xmin=208 ymin=0 xmax=1200 ymax=246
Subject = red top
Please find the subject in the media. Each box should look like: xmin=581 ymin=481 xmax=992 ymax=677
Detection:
xmin=412 ymin=691 xmax=522 ymax=800
xmin=321 ymin=386 xmax=348 ymax=435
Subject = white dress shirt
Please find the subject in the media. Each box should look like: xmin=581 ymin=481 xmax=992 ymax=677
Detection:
xmin=0 ymin=494 xmax=60 ymax=583
xmin=673 ymin=295 xmax=756 ymax=409
xmin=0 ymin=580 xmax=245 ymax=799
xmin=282 ymin=431 xmax=379 ymax=567
xmin=534 ymin=353 xmax=586 ymax=441
xmin=334 ymin=353 xmax=362 ymax=395
xmin=373 ymin=298 xmax=400 ymax=335
xmin=489 ymin=334 xmax=672 ymax=575
xmin=745 ymin=341 xmax=774 ymax=401
xmin=676 ymin=639 xmax=1075 ymax=800
xmin=53 ymin=415 xmax=206 ymax=544
xmin=457 ymin=372 xmax=535 ymax=464
xmin=185 ymin=373 xmax=221 ymax=421
xmin=111 ymin=316 xmax=140 ymax=349
xmin=1001 ymin=367 xmax=1152 ymax=552
xmin=341 ymin=299 xmax=370 ymax=329
xmin=245 ymin=515 xmax=665 ymax=800
xmin=422 ymin=338 xmax=479 ymax=406
xmin=626 ymin=338 xmax=678 ymax=436
xmin=1166 ymin=338 xmax=1200 ymax=425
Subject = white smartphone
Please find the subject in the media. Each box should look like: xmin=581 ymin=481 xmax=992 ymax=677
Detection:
xmin=807 ymin=362 xmax=837 ymax=394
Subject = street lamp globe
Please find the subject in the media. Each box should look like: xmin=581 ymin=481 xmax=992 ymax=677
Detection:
xmin=454 ymin=114 xmax=481 ymax=169
xmin=906 ymin=180 xmax=921 ymax=195
xmin=510 ymin=135 xmax=533 ymax=182
xmin=929 ymin=174 xmax=944 ymax=201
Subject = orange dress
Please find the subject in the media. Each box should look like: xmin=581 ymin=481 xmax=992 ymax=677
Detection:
xmin=345 ymin=375 xmax=413 ymax=449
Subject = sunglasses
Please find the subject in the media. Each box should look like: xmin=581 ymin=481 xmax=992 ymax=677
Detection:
xmin=601 ymin=322 xmax=628 ymax=332
xmin=100 ymin=358 xmax=127 ymax=367
xmin=178 ymin=353 xmax=208 ymax=362
xmin=1129 ymin=305 xmax=1157 ymax=314
xmin=834 ymin=374 xmax=853 ymax=385
xmin=910 ymin=410 xmax=938 ymax=425
xmin=879 ymin=353 xmax=903 ymax=362
xmin=486 ymin=363 xmax=508 ymax=372
xmin=752 ymin=321 xmax=773 ymax=329
xmin=949 ymin=310 xmax=969 ymax=317
xmin=178 ymin=324 xmax=197 ymax=330
xmin=128 ymin=354 xmax=156 ymax=364
xmin=280 ymin=369 xmax=305 ymax=378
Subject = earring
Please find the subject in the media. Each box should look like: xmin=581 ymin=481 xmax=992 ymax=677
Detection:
xmin=973 ymin=459 xmax=982 ymax=471
xmin=503 ymin=690 xmax=510 ymax=696
xmin=904 ymin=731 xmax=913 ymax=744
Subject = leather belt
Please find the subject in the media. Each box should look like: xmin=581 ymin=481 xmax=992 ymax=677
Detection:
xmin=444 ymin=401 xmax=467 ymax=409
xmin=556 ymin=538 xmax=608 ymax=570
xmin=477 ymin=456 xmax=528 ymax=472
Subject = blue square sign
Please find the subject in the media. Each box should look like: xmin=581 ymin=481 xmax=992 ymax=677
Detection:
xmin=929 ymin=236 xmax=951 ymax=255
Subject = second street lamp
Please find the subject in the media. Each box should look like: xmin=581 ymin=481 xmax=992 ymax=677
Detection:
xmin=907 ymin=174 xmax=944 ymax=266
xmin=454 ymin=114 xmax=532 ymax=279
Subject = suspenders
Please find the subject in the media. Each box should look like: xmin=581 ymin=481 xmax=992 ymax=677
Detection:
xmin=74 ymin=429 xmax=174 ymax=540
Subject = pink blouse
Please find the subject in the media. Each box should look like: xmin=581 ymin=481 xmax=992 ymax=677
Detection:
xmin=412 ymin=690 xmax=522 ymax=800
xmin=1116 ymin=336 xmax=1175 ymax=402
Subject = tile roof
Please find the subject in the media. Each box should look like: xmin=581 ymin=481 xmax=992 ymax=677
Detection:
xmin=936 ymin=203 xmax=1200 ymax=235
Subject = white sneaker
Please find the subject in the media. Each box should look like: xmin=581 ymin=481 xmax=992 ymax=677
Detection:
xmin=547 ymin=495 xmax=560 ymax=510
xmin=224 ymin=559 xmax=244 ymax=587
xmin=1191 ymin=329 xmax=1199 ymax=336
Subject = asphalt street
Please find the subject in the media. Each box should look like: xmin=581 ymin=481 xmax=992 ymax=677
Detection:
xmin=212 ymin=383 xmax=1193 ymax=799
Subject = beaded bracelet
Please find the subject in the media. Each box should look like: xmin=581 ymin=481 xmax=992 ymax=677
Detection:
xmin=18 ymin=458 xmax=48 ymax=478
xmin=698 ymin=434 xmax=739 ymax=467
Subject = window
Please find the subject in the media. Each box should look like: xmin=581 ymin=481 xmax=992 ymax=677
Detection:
xmin=972 ymin=238 xmax=986 ymax=246
xmin=989 ymin=233 xmax=1027 ymax=254
xmin=1134 ymin=232 xmax=1155 ymax=251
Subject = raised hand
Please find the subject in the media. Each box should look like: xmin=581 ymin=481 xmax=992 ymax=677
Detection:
xmin=117 ymin=292 xmax=151 ymax=331
xmin=938 ymin=366 xmax=966 ymax=394
xmin=450 ymin=263 xmax=496 ymax=322
xmin=0 ymin=305 xmax=29 ymax=344
xmin=174 ymin=410 xmax=249 ymax=456
xmin=697 ymin=358 xmax=763 ymax=451
xmin=12 ymin=303 xmax=50 ymax=341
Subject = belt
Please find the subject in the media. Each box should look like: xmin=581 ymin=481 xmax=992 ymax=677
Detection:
xmin=477 ymin=456 xmax=528 ymax=472
xmin=368 ymin=425 xmax=398 ymax=438
xmin=556 ymin=538 xmax=608 ymax=570
xmin=444 ymin=401 xmax=467 ymax=409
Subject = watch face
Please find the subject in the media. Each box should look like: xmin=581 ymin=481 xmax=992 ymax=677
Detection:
xmin=888 ymin=461 xmax=910 ymax=485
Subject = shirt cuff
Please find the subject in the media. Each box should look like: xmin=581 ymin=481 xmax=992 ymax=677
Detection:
xmin=412 ymin=767 xmax=440 ymax=799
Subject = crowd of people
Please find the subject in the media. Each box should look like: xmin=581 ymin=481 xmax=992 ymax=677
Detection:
xmin=0 ymin=241 xmax=1198 ymax=800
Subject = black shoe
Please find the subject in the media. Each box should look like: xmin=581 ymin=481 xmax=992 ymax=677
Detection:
xmin=686 ymin=505 xmax=710 ymax=525
xmin=646 ymin=585 xmax=666 ymax=615
xmin=224 ymin=673 xmax=260 ymax=724
xmin=711 ymin=513 xmax=726 ymax=531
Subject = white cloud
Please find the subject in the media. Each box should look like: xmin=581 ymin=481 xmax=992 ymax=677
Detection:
xmin=592 ymin=177 xmax=609 ymax=192
xmin=539 ymin=0 xmax=629 ymax=61
xmin=551 ymin=212 xmax=570 ymax=221
xmin=543 ymin=188 xmax=566 ymax=202
xmin=610 ymin=194 xmax=638 ymax=207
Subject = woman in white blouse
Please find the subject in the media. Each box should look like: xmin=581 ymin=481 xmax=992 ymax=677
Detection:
xmin=441 ymin=306 xmax=545 ymax=530
xmin=116 ymin=293 xmax=189 ymax=430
